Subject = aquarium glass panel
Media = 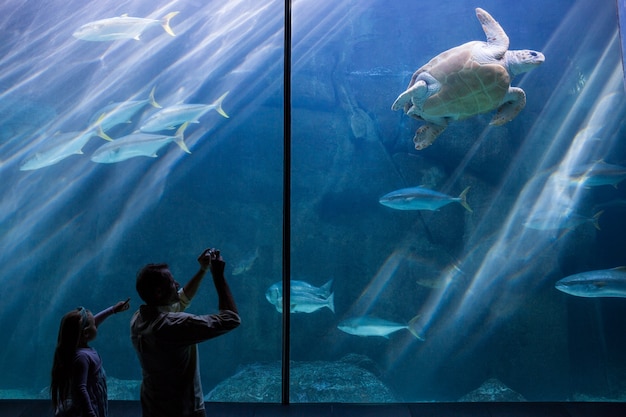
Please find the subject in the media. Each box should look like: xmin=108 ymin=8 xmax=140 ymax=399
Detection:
xmin=289 ymin=0 xmax=626 ymax=403
xmin=0 ymin=0 xmax=284 ymax=402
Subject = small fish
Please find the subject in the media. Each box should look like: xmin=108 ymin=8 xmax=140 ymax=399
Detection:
xmin=265 ymin=279 xmax=334 ymax=313
xmin=379 ymin=186 xmax=472 ymax=212
xmin=593 ymin=199 xmax=626 ymax=212
xmin=73 ymin=12 xmax=179 ymax=41
xmin=523 ymin=210 xmax=602 ymax=231
xmin=566 ymin=161 xmax=626 ymax=188
xmin=232 ymin=247 xmax=259 ymax=276
xmin=337 ymin=315 xmax=423 ymax=339
xmin=140 ymin=92 xmax=230 ymax=132
xmin=555 ymin=267 xmax=626 ymax=297
xmin=89 ymin=87 xmax=161 ymax=140
xmin=91 ymin=123 xmax=189 ymax=163
xmin=20 ymin=131 xmax=95 ymax=171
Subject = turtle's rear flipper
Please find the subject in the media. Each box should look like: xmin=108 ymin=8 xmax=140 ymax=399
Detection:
xmin=491 ymin=87 xmax=526 ymax=126
xmin=414 ymin=123 xmax=447 ymax=150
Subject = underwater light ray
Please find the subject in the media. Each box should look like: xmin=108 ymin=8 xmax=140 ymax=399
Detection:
xmin=2 ymin=1 xmax=285 ymax=177
xmin=436 ymin=71 xmax=623 ymax=363
xmin=341 ymin=249 xmax=405 ymax=319
xmin=155 ymin=5 xmax=283 ymax=100
xmin=384 ymin=2 xmax=625 ymax=375
xmin=0 ymin=183 xmax=110 ymax=298
xmin=291 ymin=0 xmax=372 ymax=71
xmin=455 ymin=54 xmax=621 ymax=364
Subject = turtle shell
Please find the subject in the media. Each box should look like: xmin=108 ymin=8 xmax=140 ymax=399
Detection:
xmin=409 ymin=43 xmax=511 ymax=121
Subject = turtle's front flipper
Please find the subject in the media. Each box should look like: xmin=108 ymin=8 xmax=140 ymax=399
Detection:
xmin=414 ymin=123 xmax=447 ymax=150
xmin=392 ymin=79 xmax=429 ymax=111
xmin=391 ymin=91 xmax=411 ymax=111
xmin=491 ymin=87 xmax=526 ymax=126
xmin=475 ymin=7 xmax=509 ymax=56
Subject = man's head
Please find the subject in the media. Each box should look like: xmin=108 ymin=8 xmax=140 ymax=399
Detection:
xmin=136 ymin=263 xmax=180 ymax=306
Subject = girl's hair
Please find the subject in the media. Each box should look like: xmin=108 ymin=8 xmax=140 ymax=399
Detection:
xmin=50 ymin=307 xmax=89 ymax=410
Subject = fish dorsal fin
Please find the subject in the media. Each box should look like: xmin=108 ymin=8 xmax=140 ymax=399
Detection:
xmin=149 ymin=86 xmax=162 ymax=109
xmin=172 ymin=122 xmax=191 ymax=154
xmin=97 ymin=126 xmax=114 ymax=142
xmin=320 ymin=278 xmax=334 ymax=294
xmin=121 ymin=13 xmax=129 ymax=17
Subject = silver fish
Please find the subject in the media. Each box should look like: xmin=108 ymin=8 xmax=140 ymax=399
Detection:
xmin=89 ymin=87 xmax=161 ymax=140
xmin=555 ymin=267 xmax=626 ymax=297
xmin=140 ymin=92 xmax=230 ymax=132
xmin=337 ymin=315 xmax=423 ymax=339
xmin=73 ymin=12 xmax=179 ymax=41
xmin=91 ymin=123 xmax=189 ymax=163
xmin=379 ymin=186 xmax=472 ymax=212
xmin=232 ymin=247 xmax=259 ymax=276
xmin=20 ymin=131 xmax=96 ymax=171
xmin=566 ymin=161 xmax=626 ymax=188
xmin=523 ymin=210 xmax=602 ymax=231
xmin=265 ymin=279 xmax=334 ymax=313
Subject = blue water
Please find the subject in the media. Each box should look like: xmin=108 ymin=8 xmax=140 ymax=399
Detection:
xmin=1 ymin=0 xmax=626 ymax=403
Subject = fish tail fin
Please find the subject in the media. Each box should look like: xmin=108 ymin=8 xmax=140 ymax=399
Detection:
xmin=592 ymin=210 xmax=604 ymax=230
xmin=327 ymin=292 xmax=335 ymax=314
xmin=97 ymin=126 xmax=114 ymax=142
xmin=149 ymin=86 xmax=162 ymax=109
xmin=213 ymin=91 xmax=230 ymax=118
xmin=161 ymin=11 xmax=180 ymax=37
xmin=173 ymin=122 xmax=191 ymax=154
xmin=458 ymin=186 xmax=472 ymax=213
xmin=407 ymin=314 xmax=425 ymax=340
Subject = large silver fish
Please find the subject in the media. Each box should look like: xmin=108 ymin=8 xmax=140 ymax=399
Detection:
xmin=73 ymin=12 xmax=179 ymax=41
xmin=265 ymin=279 xmax=334 ymax=313
xmin=379 ymin=186 xmax=472 ymax=212
xmin=91 ymin=123 xmax=189 ymax=163
xmin=337 ymin=315 xmax=423 ymax=339
xmin=140 ymin=92 xmax=229 ymax=132
xmin=555 ymin=267 xmax=626 ymax=297
xmin=20 ymin=131 xmax=96 ymax=171
xmin=89 ymin=87 xmax=161 ymax=140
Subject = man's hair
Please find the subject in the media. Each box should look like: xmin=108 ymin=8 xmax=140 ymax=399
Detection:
xmin=136 ymin=263 xmax=172 ymax=304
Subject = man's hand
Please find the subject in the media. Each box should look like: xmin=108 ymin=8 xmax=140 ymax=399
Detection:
xmin=198 ymin=248 xmax=214 ymax=271
xmin=209 ymin=251 xmax=225 ymax=276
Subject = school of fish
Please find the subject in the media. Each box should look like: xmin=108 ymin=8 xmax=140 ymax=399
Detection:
xmin=19 ymin=12 xmax=230 ymax=170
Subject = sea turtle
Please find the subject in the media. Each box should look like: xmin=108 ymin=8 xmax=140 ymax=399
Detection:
xmin=391 ymin=8 xmax=545 ymax=150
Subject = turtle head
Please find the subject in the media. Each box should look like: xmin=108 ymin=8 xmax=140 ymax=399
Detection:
xmin=506 ymin=50 xmax=545 ymax=77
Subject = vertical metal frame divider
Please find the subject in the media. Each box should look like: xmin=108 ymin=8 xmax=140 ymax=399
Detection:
xmin=282 ymin=0 xmax=292 ymax=406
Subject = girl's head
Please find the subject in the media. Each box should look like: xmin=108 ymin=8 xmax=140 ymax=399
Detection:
xmin=57 ymin=307 xmax=97 ymax=350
